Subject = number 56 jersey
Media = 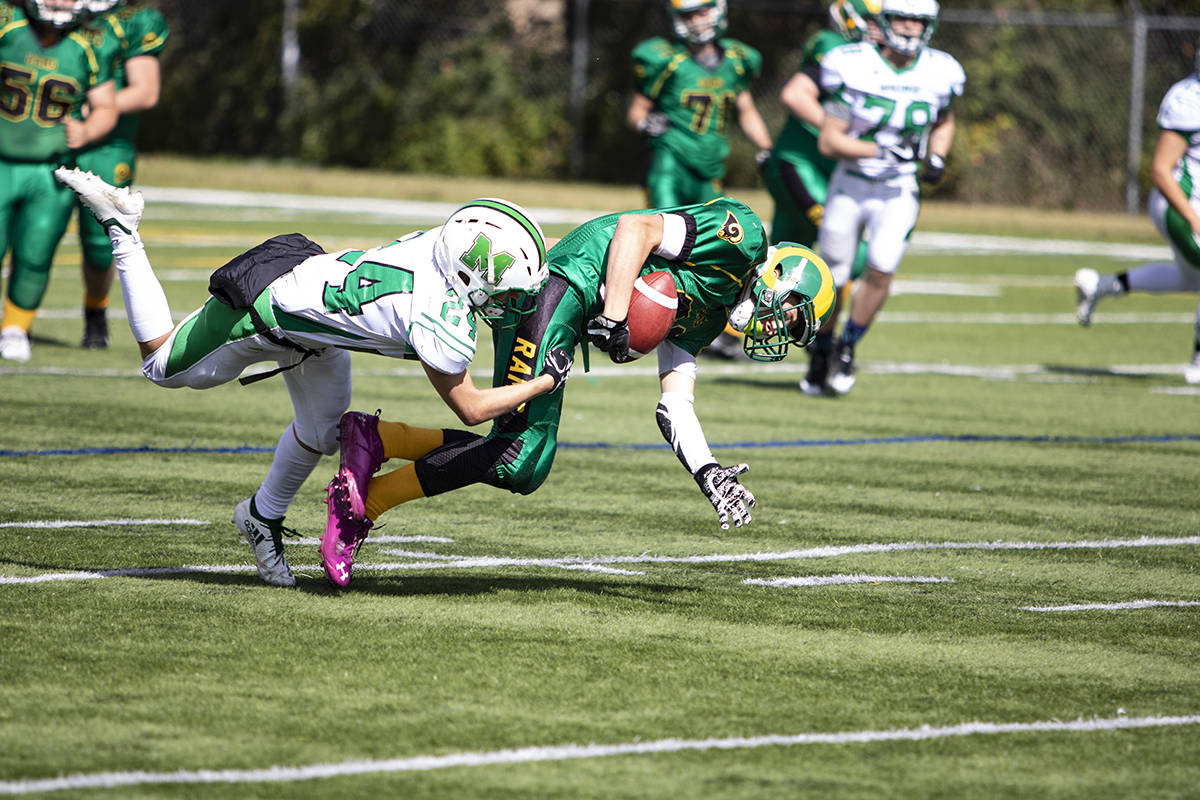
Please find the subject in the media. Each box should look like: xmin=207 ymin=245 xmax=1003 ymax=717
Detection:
xmin=267 ymin=228 xmax=478 ymax=375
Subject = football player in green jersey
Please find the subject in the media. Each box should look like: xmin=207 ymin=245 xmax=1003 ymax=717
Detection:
xmin=0 ymin=0 xmax=118 ymax=362
xmin=74 ymin=0 xmax=167 ymax=350
xmin=323 ymin=197 xmax=837 ymax=587
xmin=763 ymin=0 xmax=877 ymax=394
xmin=627 ymin=0 xmax=773 ymax=208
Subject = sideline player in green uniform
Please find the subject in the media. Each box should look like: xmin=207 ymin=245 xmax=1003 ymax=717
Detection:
xmin=0 ymin=0 xmax=117 ymax=362
xmin=321 ymin=197 xmax=837 ymax=587
xmin=627 ymin=0 xmax=773 ymax=208
xmin=74 ymin=0 xmax=167 ymax=349
xmin=763 ymin=0 xmax=876 ymax=393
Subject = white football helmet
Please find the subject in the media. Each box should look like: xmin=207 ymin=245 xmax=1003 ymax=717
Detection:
xmin=668 ymin=0 xmax=727 ymax=46
xmin=24 ymin=0 xmax=87 ymax=29
xmin=433 ymin=199 xmax=548 ymax=326
xmin=878 ymin=0 xmax=938 ymax=56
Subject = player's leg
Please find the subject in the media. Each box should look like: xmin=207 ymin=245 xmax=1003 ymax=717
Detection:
xmin=55 ymin=167 xmax=175 ymax=359
xmin=0 ymin=161 xmax=22 ymax=361
xmin=816 ymin=171 xmax=869 ymax=395
xmin=828 ymin=179 xmax=919 ymax=396
xmin=644 ymin=148 xmax=697 ymax=208
xmin=0 ymin=165 xmax=74 ymax=362
xmin=237 ymin=347 xmax=349 ymax=587
xmin=75 ymin=143 xmax=135 ymax=349
xmin=1187 ymin=301 xmax=1200 ymax=386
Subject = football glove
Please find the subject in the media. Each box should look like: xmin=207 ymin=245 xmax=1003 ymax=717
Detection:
xmin=876 ymin=142 xmax=918 ymax=164
xmin=586 ymin=314 xmax=633 ymax=363
xmin=755 ymin=148 xmax=772 ymax=172
xmin=920 ymin=153 xmax=946 ymax=185
xmin=695 ymin=462 xmax=756 ymax=530
xmin=541 ymin=346 xmax=573 ymax=393
xmin=638 ymin=112 xmax=670 ymax=138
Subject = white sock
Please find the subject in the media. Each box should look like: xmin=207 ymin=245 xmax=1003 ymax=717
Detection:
xmin=111 ymin=230 xmax=174 ymax=342
xmin=254 ymin=424 xmax=324 ymax=519
xmin=1125 ymin=263 xmax=1195 ymax=293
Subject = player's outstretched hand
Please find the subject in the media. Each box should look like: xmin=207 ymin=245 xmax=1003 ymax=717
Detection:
xmin=542 ymin=347 xmax=573 ymax=392
xmin=586 ymin=314 xmax=632 ymax=363
xmin=695 ymin=462 xmax=756 ymax=530
xmin=639 ymin=111 xmax=669 ymax=138
xmin=920 ymin=153 xmax=946 ymax=185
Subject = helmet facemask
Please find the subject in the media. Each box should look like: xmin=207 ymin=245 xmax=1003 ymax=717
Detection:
xmin=728 ymin=244 xmax=835 ymax=363
xmin=878 ymin=0 xmax=939 ymax=56
xmin=84 ymin=0 xmax=123 ymax=14
xmin=434 ymin=199 xmax=548 ymax=330
xmin=668 ymin=0 xmax=728 ymax=46
xmin=26 ymin=0 xmax=87 ymax=29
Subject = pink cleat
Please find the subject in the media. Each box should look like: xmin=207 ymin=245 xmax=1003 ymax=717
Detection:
xmin=319 ymin=411 xmax=386 ymax=587
xmin=322 ymin=471 xmax=374 ymax=587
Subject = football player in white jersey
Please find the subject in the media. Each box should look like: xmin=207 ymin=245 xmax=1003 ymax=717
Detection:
xmin=55 ymin=167 xmax=573 ymax=587
xmin=811 ymin=0 xmax=964 ymax=395
xmin=1074 ymin=54 xmax=1200 ymax=385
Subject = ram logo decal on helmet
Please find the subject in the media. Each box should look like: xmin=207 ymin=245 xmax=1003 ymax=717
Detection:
xmin=729 ymin=243 xmax=835 ymax=362
xmin=433 ymin=198 xmax=548 ymax=329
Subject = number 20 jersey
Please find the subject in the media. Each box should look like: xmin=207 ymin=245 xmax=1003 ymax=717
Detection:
xmin=820 ymin=41 xmax=964 ymax=181
xmin=266 ymin=228 xmax=478 ymax=375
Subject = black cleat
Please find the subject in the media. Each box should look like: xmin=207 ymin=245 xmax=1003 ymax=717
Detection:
xmin=82 ymin=307 xmax=109 ymax=349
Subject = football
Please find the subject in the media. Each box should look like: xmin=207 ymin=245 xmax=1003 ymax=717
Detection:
xmin=627 ymin=270 xmax=678 ymax=358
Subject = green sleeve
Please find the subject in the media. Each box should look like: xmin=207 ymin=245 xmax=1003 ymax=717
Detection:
xmin=632 ymin=37 xmax=680 ymax=99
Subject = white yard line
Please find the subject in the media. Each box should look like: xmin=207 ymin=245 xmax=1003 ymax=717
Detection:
xmin=4 ymin=536 xmax=1196 ymax=586
xmin=1021 ymin=600 xmax=1200 ymax=612
xmin=0 ymin=713 xmax=1194 ymax=794
xmin=0 ymin=518 xmax=209 ymax=529
xmin=744 ymin=575 xmax=953 ymax=587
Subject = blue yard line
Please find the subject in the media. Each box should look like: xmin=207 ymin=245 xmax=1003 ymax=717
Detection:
xmin=3 ymin=433 xmax=1199 ymax=458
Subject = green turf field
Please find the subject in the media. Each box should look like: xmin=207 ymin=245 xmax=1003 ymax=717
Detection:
xmin=0 ymin=160 xmax=1197 ymax=797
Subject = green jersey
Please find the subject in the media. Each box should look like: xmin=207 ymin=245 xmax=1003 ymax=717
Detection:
xmin=0 ymin=3 xmax=113 ymax=163
xmin=80 ymin=4 xmax=166 ymax=147
xmin=632 ymin=36 xmax=761 ymax=179
xmin=772 ymin=29 xmax=850 ymax=169
xmin=548 ymin=196 xmax=768 ymax=355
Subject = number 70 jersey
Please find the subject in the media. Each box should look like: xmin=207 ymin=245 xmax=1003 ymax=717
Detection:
xmin=266 ymin=228 xmax=478 ymax=375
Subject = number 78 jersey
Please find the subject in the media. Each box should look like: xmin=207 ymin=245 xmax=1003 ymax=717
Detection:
xmin=266 ymin=228 xmax=478 ymax=375
xmin=820 ymin=41 xmax=965 ymax=180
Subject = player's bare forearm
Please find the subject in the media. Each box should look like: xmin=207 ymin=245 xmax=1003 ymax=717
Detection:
xmin=736 ymin=92 xmax=773 ymax=150
xmin=425 ymin=363 xmax=554 ymax=427
xmin=818 ymin=114 xmax=874 ymax=160
xmin=927 ymin=111 xmax=955 ymax=159
xmin=1151 ymin=131 xmax=1200 ymax=232
xmin=600 ymin=214 xmax=662 ymax=321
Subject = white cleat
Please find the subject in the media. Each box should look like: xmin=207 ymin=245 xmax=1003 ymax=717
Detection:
xmin=827 ymin=343 xmax=856 ymax=396
xmin=1185 ymin=352 xmax=1200 ymax=386
xmin=0 ymin=326 xmax=31 ymax=362
xmin=54 ymin=166 xmax=144 ymax=235
xmin=233 ymin=497 xmax=296 ymax=587
xmin=1073 ymin=268 xmax=1100 ymax=327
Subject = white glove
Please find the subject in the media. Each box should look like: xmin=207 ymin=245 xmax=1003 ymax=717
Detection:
xmin=695 ymin=462 xmax=756 ymax=530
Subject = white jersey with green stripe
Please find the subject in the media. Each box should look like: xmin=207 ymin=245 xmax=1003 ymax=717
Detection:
xmin=266 ymin=228 xmax=477 ymax=374
xmin=820 ymin=41 xmax=964 ymax=181
xmin=1158 ymin=74 xmax=1200 ymax=200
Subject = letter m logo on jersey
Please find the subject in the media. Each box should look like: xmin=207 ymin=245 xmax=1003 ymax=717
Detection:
xmin=459 ymin=233 xmax=515 ymax=281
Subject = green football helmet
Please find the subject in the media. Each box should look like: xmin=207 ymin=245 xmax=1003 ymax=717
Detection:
xmin=828 ymin=0 xmax=882 ymax=42
xmin=24 ymin=0 xmax=87 ymax=29
xmin=732 ymin=244 xmax=835 ymax=363
xmin=668 ymin=0 xmax=727 ymax=45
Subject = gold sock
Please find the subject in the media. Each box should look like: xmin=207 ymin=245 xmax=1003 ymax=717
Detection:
xmin=84 ymin=293 xmax=109 ymax=310
xmin=365 ymin=463 xmax=425 ymax=521
xmin=376 ymin=420 xmax=444 ymax=461
xmin=1 ymin=299 xmax=36 ymax=332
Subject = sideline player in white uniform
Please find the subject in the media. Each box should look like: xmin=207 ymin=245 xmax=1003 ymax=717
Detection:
xmin=814 ymin=0 xmax=963 ymax=395
xmin=55 ymin=167 xmax=573 ymax=587
xmin=1074 ymin=57 xmax=1200 ymax=385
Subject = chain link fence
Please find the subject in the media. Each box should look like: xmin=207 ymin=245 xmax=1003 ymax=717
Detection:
xmin=143 ymin=0 xmax=1200 ymax=212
